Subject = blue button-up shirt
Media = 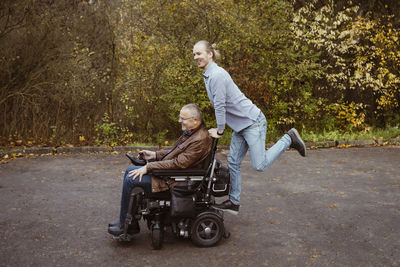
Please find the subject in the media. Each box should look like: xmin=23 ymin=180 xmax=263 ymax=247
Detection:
xmin=203 ymin=62 xmax=261 ymax=132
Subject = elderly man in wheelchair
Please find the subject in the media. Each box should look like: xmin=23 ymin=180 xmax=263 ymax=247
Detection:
xmin=108 ymin=103 xmax=230 ymax=249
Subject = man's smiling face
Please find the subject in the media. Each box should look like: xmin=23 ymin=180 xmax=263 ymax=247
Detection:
xmin=193 ymin=43 xmax=213 ymax=70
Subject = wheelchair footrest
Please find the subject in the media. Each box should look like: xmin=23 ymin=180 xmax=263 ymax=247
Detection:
xmin=113 ymin=233 xmax=134 ymax=242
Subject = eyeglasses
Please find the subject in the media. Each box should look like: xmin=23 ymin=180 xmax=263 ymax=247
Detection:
xmin=179 ymin=116 xmax=193 ymax=121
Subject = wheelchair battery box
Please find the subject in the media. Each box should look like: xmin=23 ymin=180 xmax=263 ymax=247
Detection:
xmin=170 ymin=187 xmax=196 ymax=218
xmin=212 ymin=161 xmax=230 ymax=197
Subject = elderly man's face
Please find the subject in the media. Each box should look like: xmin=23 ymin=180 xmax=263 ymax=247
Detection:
xmin=178 ymin=108 xmax=198 ymax=131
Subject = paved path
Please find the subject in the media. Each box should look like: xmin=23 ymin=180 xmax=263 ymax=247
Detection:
xmin=0 ymin=147 xmax=399 ymax=266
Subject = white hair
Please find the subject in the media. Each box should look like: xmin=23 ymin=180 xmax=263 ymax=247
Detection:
xmin=182 ymin=103 xmax=202 ymax=120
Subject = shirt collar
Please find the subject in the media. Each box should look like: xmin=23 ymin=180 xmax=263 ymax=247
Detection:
xmin=202 ymin=61 xmax=217 ymax=79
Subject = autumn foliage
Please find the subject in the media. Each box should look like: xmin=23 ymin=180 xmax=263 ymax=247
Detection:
xmin=1 ymin=0 xmax=399 ymax=146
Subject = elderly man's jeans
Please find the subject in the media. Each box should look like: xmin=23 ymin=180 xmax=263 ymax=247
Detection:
xmin=228 ymin=112 xmax=291 ymax=205
xmin=119 ymin=166 xmax=152 ymax=225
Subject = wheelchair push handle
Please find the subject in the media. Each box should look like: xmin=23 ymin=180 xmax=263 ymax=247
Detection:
xmin=210 ymin=137 xmax=219 ymax=152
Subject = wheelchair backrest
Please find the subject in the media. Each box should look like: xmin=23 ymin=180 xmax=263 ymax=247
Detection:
xmin=201 ymin=138 xmax=218 ymax=170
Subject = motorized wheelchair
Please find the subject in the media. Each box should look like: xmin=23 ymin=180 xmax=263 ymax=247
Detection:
xmin=115 ymin=138 xmax=231 ymax=249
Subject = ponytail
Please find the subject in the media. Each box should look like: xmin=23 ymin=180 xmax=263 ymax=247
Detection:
xmin=211 ymin=43 xmax=221 ymax=60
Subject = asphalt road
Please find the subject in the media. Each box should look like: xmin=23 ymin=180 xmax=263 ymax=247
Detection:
xmin=0 ymin=146 xmax=399 ymax=266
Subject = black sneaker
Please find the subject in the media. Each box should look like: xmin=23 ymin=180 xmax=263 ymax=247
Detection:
xmin=288 ymin=128 xmax=306 ymax=157
xmin=212 ymin=200 xmax=240 ymax=215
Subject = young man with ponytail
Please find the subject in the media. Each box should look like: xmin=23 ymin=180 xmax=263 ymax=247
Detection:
xmin=193 ymin=40 xmax=306 ymax=215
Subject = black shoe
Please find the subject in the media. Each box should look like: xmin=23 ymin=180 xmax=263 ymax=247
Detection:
xmin=125 ymin=153 xmax=146 ymax=166
xmin=108 ymin=221 xmax=140 ymax=236
xmin=288 ymin=128 xmax=306 ymax=157
xmin=108 ymin=225 xmax=124 ymax=236
xmin=108 ymin=221 xmax=119 ymax=227
xmin=212 ymin=200 xmax=240 ymax=215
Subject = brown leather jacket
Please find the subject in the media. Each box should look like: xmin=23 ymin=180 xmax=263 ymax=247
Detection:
xmin=146 ymin=124 xmax=212 ymax=192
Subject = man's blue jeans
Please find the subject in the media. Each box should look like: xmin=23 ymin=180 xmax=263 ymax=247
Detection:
xmin=119 ymin=166 xmax=152 ymax=225
xmin=227 ymin=112 xmax=291 ymax=205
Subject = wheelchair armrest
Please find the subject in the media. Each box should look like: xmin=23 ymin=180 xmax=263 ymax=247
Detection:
xmin=152 ymin=168 xmax=207 ymax=177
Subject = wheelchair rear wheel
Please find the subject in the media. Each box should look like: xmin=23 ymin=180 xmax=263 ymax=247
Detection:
xmin=151 ymin=224 xmax=164 ymax=250
xmin=191 ymin=212 xmax=224 ymax=247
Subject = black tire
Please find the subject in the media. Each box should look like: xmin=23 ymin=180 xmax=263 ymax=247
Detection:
xmin=191 ymin=213 xmax=224 ymax=247
xmin=151 ymin=224 xmax=163 ymax=250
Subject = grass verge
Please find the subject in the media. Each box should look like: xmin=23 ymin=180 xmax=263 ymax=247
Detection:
xmin=301 ymin=126 xmax=400 ymax=142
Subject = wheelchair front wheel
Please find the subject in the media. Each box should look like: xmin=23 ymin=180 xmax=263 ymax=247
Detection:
xmin=191 ymin=213 xmax=224 ymax=247
xmin=151 ymin=224 xmax=163 ymax=250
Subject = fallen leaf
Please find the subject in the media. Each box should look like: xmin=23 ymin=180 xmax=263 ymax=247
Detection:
xmin=326 ymin=204 xmax=338 ymax=209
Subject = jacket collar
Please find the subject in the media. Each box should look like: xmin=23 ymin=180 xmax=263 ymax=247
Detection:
xmin=184 ymin=122 xmax=204 ymax=138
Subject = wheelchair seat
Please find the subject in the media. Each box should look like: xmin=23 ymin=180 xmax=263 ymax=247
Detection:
xmin=151 ymin=137 xmax=218 ymax=181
